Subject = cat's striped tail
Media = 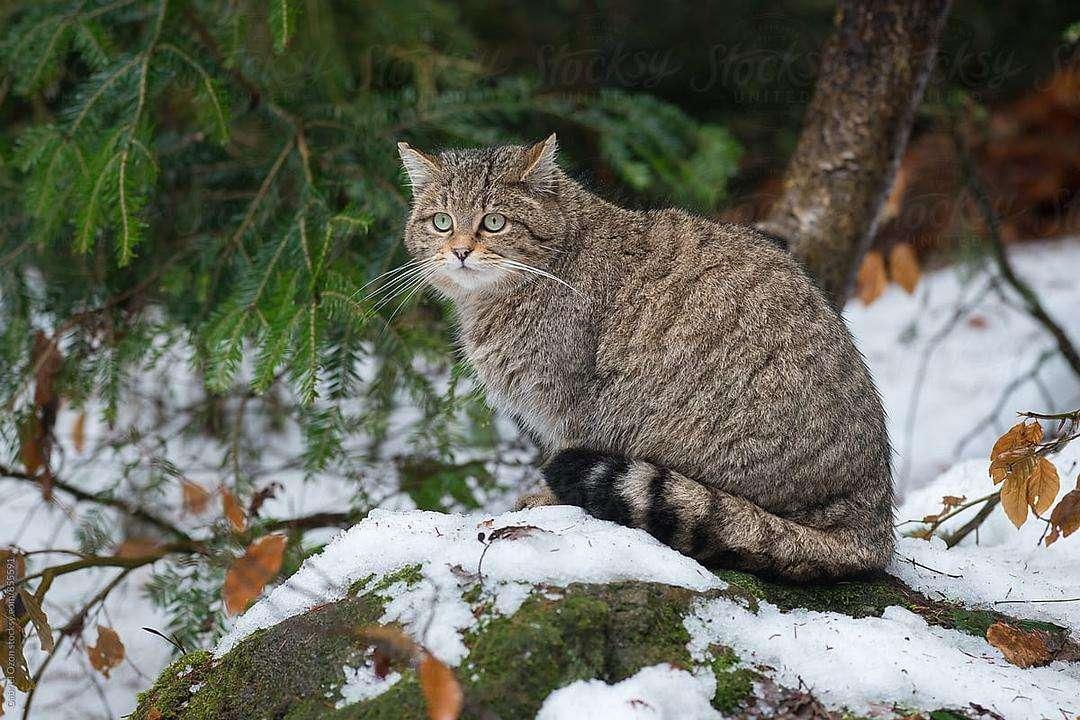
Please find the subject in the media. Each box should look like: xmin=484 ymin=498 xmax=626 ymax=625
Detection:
xmin=542 ymin=448 xmax=892 ymax=581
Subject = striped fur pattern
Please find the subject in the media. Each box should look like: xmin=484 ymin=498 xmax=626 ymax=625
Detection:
xmin=397 ymin=136 xmax=895 ymax=581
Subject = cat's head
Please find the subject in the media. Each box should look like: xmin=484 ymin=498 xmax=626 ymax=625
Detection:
xmin=396 ymin=134 xmax=570 ymax=297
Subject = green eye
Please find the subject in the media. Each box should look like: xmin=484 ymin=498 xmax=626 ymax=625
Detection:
xmin=482 ymin=212 xmax=506 ymax=232
xmin=432 ymin=212 xmax=452 ymax=231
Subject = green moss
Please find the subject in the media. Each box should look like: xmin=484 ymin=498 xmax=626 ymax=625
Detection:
xmin=345 ymin=573 xmax=375 ymax=597
xmin=136 ymin=568 xmax=1057 ymax=720
xmin=707 ymin=645 xmax=755 ymax=713
xmin=133 ymin=592 xmax=386 ymax=720
xmin=131 ymin=650 xmax=213 ymax=720
xmin=928 ymin=710 xmax=969 ymax=720
xmin=715 ymin=569 xmax=1074 ymax=648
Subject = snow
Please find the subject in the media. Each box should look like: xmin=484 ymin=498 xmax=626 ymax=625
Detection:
xmin=336 ymin=653 xmax=402 ymax=707
xmin=891 ymin=439 xmax=1080 ymax=631
xmin=684 ymin=598 xmax=1080 ymax=719
xmin=3 ymin=237 xmax=1079 ymax=718
xmin=536 ymin=664 xmax=720 ymax=720
xmin=845 ymin=238 xmax=1080 ymax=492
xmin=216 ymin=505 xmax=722 ymax=658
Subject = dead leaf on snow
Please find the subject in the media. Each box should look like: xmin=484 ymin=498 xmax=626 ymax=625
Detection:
xmin=985 ymin=621 xmax=1052 ymax=668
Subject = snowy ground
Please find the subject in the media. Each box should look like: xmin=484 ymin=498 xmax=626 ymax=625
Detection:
xmin=220 ymin=450 xmax=1080 ymax=719
xmin=3 ymin=237 xmax=1080 ymax=718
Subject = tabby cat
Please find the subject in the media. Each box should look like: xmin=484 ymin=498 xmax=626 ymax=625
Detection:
xmin=394 ymin=134 xmax=893 ymax=580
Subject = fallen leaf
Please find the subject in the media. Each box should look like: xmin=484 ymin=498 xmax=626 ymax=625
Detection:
xmin=888 ymin=243 xmax=921 ymax=294
xmin=181 ymin=479 xmax=212 ymax=515
xmin=223 ymin=534 xmax=287 ymax=615
xmin=87 ymin=625 xmax=125 ymax=678
xmin=222 ymin=488 xmax=247 ymax=533
xmin=146 ymin=708 xmax=162 ymax=720
xmin=856 ymin=250 xmax=887 ymax=306
xmin=985 ymin=621 xmax=1052 ymax=668
xmin=357 ymin=626 xmax=422 ymax=666
xmin=372 ymin=647 xmax=392 ymax=680
xmin=71 ymin=412 xmax=87 ymax=453
xmin=1046 ymin=478 xmax=1080 ymax=546
xmin=941 ymin=495 xmax=966 ymax=508
xmin=418 ymin=652 xmax=463 ymax=720
xmin=488 ymin=525 xmax=548 ymax=542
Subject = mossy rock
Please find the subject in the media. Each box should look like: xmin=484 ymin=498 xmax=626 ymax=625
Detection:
xmin=132 ymin=570 xmax=1077 ymax=720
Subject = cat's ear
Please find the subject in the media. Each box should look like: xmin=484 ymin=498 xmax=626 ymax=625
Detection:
xmin=397 ymin=142 xmax=441 ymax=192
xmin=520 ymin=133 xmax=558 ymax=193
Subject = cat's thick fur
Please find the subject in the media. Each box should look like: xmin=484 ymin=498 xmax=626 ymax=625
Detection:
xmin=397 ymin=135 xmax=894 ymax=581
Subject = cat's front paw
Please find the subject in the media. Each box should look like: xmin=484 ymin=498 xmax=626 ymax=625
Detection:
xmin=512 ymin=487 xmax=559 ymax=510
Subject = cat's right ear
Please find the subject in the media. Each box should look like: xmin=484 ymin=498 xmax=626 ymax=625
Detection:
xmin=397 ymin=142 xmax=441 ymax=192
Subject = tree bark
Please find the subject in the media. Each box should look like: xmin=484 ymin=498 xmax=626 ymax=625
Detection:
xmin=758 ymin=0 xmax=952 ymax=309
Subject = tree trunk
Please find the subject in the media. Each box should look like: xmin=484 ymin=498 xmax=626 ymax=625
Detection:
xmin=758 ymin=0 xmax=952 ymax=309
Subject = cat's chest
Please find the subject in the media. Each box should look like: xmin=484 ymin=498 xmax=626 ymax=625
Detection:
xmin=458 ymin=298 xmax=590 ymax=446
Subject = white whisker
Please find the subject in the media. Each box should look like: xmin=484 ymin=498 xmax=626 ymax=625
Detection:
xmin=363 ymin=261 xmax=438 ymax=303
xmin=499 ymin=259 xmax=584 ymax=296
xmin=352 ymin=259 xmax=425 ymax=299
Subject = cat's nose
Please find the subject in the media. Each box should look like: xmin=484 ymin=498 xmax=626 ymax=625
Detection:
xmin=451 ymin=247 xmax=472 ymax=262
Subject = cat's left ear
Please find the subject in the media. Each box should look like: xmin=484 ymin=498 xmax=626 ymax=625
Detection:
xmin=520 ymin=133 xmax=558 ymax=193
xmin=397 ymin=142 xmax=441 ymax=192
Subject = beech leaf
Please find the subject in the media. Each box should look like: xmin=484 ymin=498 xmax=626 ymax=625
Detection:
xmin=87 ymin=625 xmax=125 ymax=678
xmin=181 ymin=479 xmax=212 ymax=515
xmin=222 ymin=488 xmax=248 ymax=533
xmin=223 ymin=534 xmax=287 ymax=615
xmin=1046 ymin=479 xmax=1080 ymax=547
xmin=856 ymin=250 xmax=887 ymax=306
xmin=418 ymin=652 xmax=463 ymax=720
xmin=985 ymin=621 xmax=1052 ymax=668
xmin=888 ymin=242 xmax=921 ymax=294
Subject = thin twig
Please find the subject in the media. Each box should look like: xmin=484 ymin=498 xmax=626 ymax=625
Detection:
xmin=951 ymin=127 xmax=1080 ymax=378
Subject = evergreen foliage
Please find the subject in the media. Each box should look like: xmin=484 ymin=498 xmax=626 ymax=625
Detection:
xmin=0 ymin=0 xmax=739 ymax=650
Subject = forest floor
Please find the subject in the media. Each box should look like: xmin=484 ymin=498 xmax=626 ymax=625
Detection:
xmin=4 ymin=237 xmax=1080 ymax=719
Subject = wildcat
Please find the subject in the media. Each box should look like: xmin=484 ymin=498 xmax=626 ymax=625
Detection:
xmin=394 ymin=134 xmax=894 ymax=581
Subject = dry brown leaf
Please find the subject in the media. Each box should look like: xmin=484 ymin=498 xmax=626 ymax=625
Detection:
xmin=222 ymin=488 xmax=247 ymax=533
xmin=488 ymin=525 xmax=547 ymax=542
xmin=418 ymin=652 xmax=463 ymax=720
xmin=223 ymin=534 xmax=287 ymax=615
xmin=999 ymin=475 xmax=1029 ymax=529
xmin=988 ymin=421 xmax=1043 ymax=485
xmin=985 ymin=621 xmax=1052 ymax=668
xmin=0 ymin=551 xmax=31 ymax=692
xmin=17 ymin=588 xmax=54 ymax=653
xmin=146 ymin=708 xmax=162 ymax=720
xmin=181 ymin=479 xmax=212 ymax=515
xmin=1025 ymin=457 xmax=1060 ymax=516
xmin=19 ymin=416 xmax=45 ymax=477
xmin=941 ymin=495 xmax=966 ymax=508
xmin=71 ymin=412 xmax=87 ymax=453
xmin=1046 ymin=479 xmax=1080 ymax=546
xmin=856 ymin=250 xmax=887 ymax=306
xmin=990 ymin=421 xmax=1043 ymax=462
xmin=114 ymin=538 xmax=164 ymax=559
xmin=888 ymin=243 xmax=921 ymax=294
xmin=87 ymin=625 xmax=125 ymax=678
